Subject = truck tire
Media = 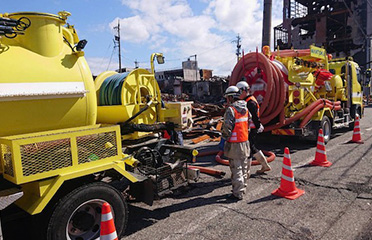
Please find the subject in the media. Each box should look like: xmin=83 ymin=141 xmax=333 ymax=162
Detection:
xmin=320 ymin=116 xmax=332 ymax=144
xmin=46 ymin=182 xmax=128 ymax=240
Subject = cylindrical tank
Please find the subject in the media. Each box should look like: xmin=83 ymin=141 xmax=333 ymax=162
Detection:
xmin=0 ymin=12 xmax=97 ymax=137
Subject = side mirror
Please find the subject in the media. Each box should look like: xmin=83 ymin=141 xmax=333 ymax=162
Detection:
xmin=156 ymin=55 xmax=165 ymax=64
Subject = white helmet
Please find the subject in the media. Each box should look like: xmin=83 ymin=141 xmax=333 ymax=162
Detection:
xmin=224 ymin=86 xmax=240 ymax=98
xmin=236 ymin=81 xmax=250 ymax=92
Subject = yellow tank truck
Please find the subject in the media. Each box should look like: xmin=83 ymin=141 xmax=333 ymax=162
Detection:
xmin=0 ymin=11 xmax=197 ymax=240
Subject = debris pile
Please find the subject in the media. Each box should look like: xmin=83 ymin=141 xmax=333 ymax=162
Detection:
xmin=183 ymin=103 xmax=226 ymax=144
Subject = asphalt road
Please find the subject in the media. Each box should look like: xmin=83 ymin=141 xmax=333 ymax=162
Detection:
xmin=123 ymin=106 xmax=372 ymax=240
xmin=2 ymin=107 xmax=371 ymax=240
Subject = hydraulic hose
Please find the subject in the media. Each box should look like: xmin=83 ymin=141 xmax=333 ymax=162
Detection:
xmin=99 ymin=72 xmax=129 ymax=105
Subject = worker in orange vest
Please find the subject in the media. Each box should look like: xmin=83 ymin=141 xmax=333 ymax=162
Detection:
xmin=220 ymin=86 xmax=250 ymax=201
xmin=236 ymin=81 xmax=271 ymax=174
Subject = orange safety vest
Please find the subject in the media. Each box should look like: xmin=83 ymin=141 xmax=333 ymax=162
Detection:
xmin=228 ymin=106 xmax=249 ymax=143
xmin=246 ymin=96 xmax=260 ymax=129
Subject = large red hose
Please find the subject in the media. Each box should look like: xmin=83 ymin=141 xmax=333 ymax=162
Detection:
xmin=230 ymin=52 xmax=341 ymax=131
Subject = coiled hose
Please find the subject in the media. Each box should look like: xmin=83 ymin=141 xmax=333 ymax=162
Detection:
xmin=230 ymin=52 xmax=341 ymax=131
xmin=99 ymin=72 xmax=129 ymax=105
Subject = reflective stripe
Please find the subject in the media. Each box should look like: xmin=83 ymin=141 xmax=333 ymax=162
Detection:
xmin=282 ymin=164 xmax=292 ymax=171
xmin=284 ymin=153 xmax=290 ymax=159
xmin=100 ymin=231 xmax=118 ymax=240
xmin=317 ymin=141 xmax=324 ymax=145
xmin=281 ymin=174 xmax=294 ymax=182
xmin=228 ymin=106 xmax=249 ymax=143
xmin=353 ymin=131 xmax=360 ymax=135
xmin=101 ymin=212 xmax=113 ymax=222
xmin=235 ymin=117 xmax=248 ymax=123
xmin=0 ymin=82 xmax=87 ymax=101
xmin=316 ymin=149 xmax=326 ymax=155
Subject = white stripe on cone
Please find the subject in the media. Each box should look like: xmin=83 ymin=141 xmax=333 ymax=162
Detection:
xmin=100 ymin=231 xmax=118 ymax=240
xmin=281 ymin=175 xmax=295 ymax=182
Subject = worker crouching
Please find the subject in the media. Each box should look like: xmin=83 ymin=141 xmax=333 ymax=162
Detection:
xmin=220 ymin=86 xmax=250 ymax=201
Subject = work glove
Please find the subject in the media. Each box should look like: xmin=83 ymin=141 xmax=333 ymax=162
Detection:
xmin=218 ymin=138 xmax=225 ymax=151
xmin=257 ymin=124 xmax=264 ymax=133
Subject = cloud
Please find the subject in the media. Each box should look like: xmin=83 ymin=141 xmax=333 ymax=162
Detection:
xmin=109 ymin=0 xmax=282 ymax=75
xmin=109 ymin=16 xmax=150 ymax=42
xmin=86 ymin=57 xmax=117 ymax=76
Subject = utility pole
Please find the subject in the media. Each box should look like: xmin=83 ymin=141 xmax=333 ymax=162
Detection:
xmin=232 ymin=34 xmax=241 ymax=62
xmin=113 ymin=20 xmax=122 ymax=73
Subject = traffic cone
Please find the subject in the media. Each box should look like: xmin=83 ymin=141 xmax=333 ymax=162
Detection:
xmin=100 ymin=202 xmax=118 ymax=240
xmin=271 ymin=147 xmax=305 ymax=200
xmin=348 ymin=115 xmax=364 ymax=144
xmin=310 ymin=129 xmax=332 ymax=167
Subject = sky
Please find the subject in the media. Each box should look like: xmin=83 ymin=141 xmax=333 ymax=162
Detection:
xmin=3 ymin=0 xmax=283 ymax=76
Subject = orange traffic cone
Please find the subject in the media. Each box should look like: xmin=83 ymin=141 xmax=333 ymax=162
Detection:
xmin=272 ymin=147 xmax=305 ymax=200
xmin=100 ymin=202 xmax=118 ymax=240
xmin=348 ymin=115 xmax=364 ymax=144
xmin=310 ymin=129 xmax=332 ymax=167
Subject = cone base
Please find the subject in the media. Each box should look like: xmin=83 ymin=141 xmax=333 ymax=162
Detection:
xmin=271 ymin=187 xmax=305 ymax=200
xmin=347 ymin=139 xmax=364 ymax=144
xmin=310 ymin=159 xmax=332 ymax=167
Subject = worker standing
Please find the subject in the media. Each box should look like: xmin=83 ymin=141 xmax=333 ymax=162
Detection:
xmin=236 ymin=81 xmax=271 ymax=174
xmin=220 ymin=86 xmax=250 ymax=201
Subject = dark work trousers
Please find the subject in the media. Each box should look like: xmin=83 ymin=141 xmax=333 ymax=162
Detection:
xmin=249 ymin=128 xmax=259 ymax=156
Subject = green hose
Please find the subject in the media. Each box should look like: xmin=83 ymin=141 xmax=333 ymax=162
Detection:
xmin=99 ymin=73 xmax=129 ymax=105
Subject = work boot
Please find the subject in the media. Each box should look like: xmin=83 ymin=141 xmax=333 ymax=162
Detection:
xmin=254 ymin=150 xmax=271 ymax=174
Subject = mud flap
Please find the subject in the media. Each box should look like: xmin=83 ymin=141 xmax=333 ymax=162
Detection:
xmin=129 ymin=178 xmax=154 ymax=206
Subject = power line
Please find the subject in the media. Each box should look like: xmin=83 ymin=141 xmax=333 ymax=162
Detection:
xmin=107 ymin=45 xmax=116 ymax=71
xmin=99 ymin=42 xmax=112 ymax=68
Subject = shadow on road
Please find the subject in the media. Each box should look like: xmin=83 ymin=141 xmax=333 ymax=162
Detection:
xmin=124 ymin=192 xmax=236 ymax=237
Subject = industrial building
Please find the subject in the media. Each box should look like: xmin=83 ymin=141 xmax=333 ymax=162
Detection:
xmin=274 ymin=0 xmax=372 ymax=71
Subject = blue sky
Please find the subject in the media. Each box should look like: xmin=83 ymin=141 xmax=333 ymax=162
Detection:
xmin=4 ymin=0 xmax=283 ymax=76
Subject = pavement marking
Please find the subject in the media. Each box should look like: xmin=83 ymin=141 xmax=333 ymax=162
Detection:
xmin=365 ymin=127 xmax=372 ymax=131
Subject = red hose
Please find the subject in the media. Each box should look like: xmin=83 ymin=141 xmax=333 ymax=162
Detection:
xmin=215 ymin=150 xmax=276 ymax=166
xmin=188 ymin=165 xmax=226 ymax=178
xmin=196 ymin=150 xmax=220 ymax=157
xmin=231 ymin=52 xmax=341 ymax=131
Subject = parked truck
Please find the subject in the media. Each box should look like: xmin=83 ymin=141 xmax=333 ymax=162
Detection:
xmin=230 ymin=45 xmax=363 ymax=143
xmin=0 ymin=11 xmax=197 ymax=240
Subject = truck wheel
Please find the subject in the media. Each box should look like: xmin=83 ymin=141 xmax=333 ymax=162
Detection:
xmin=320 ymin=116 xmax=331 ymax=144
xmin=47 ymin=182 xmax=128 ymax=240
